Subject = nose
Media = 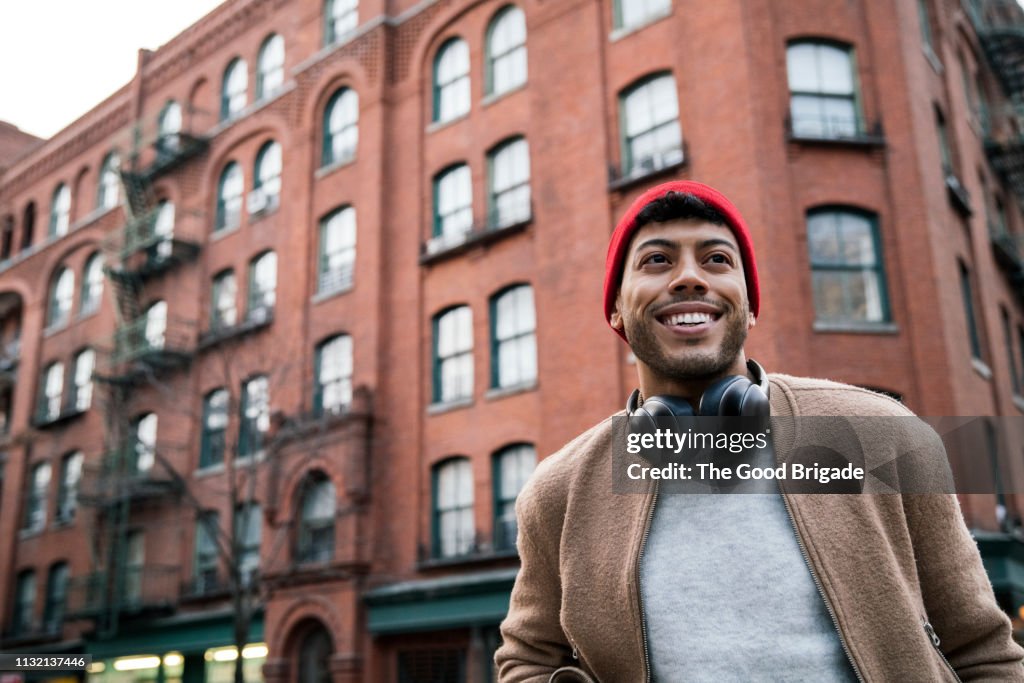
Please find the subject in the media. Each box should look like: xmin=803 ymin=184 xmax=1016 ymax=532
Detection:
xmin=667 ymin=254 xmax=709 ymax=295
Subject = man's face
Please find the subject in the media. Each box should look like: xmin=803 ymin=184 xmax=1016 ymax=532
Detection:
xmin=610 ymin=219 xmax=755 ymax=382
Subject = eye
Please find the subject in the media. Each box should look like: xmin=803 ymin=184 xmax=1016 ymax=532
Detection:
xmin=640 ymin=252 xmax=669 ymax=266
xmin=707 ymin=253 xmax=732 ymax=265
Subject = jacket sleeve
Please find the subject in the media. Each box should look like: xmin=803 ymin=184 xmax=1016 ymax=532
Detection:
xmin=906 ymin=492 xmax=1024 ymax=680
xmin=495 ymin=483 xmax=573 ymax=682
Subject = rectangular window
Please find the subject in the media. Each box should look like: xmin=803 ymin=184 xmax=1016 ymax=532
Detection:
xmin=14 ymin=571 xmax=36 ymax=634
xmin=489 ymin=139 xmax=531 ymax=229
xmin=493 ymin=445 xmax=535 ymax=551
xmin=235 ymin=503 xmax=261 ymax=587
xmin=194 ymin=512 xmax=220 ymax=594
xmin=315 ymin=335 xmax=353 ymax=416
xmin=319 ymin=208 xmax=356 ymax=294
xmin=248 ymin=252 xmax=277 ymax=321
xmin=960 ymin=260 xmax=983 ymax=360
xmin=491 ymin=286 xmax=537 ymax=388
xmin=1003 ymin=308 xmax=1020 ymax=395
xmin=918 ymin=0 xmax=935 ymax=54
xmin=43 ymin=564 xmax=68 ymax=632
xmin=936 ymin=108 xmax=954 ymax=174
xmin=201 ymin=390 xmax=228 ymax=468
xmin=807 ymin=210 xmax=890 ymax=324
xmin=72 ymin=349 xmax=94 ymax=412
xmin=23 ymin=462 xmax=51 ymax=532
xmin=239 ymin=376 xmax=269 ymax=457
xmin=787 ymin=42 xmax=862 ymax=139
xmin=433 ymin=307 xmax=474 ymax=403
xmin=433 ymin=165 xmax=473 ymax=244
xmin=434 ymin=458 xmax=474 ymax=558
xmin=211 ymin=271 xmax=238 ymax=330
xmin=56 ymin=451 xmax=83 ymax=524
xmin=614 ymin=0 xmax=670 ymax=31
xmin=38 ymin=362 xmax=64 ymax=422
xmin=123 ymin=531 xmax=145 ymax=606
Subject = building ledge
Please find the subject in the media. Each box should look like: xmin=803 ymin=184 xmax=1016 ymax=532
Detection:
xmin=608 ymin=150 xmax=686 ymax=193
xmin=419 ymin=217 xmax=531 ymax=266
xmin=973 ymin=358 xmax=993 ymax=380
xmin=812 ymin=321 xmax=899 ymax=334
xmin=197 ymin=311 xmax=273 ymax=351
xmin=427 ymin=397 xmax=473 ymax=415
xmin=787 ymin=132 xmax=886 ymax=149
xmin=485 ymin=381 xmax=538 ymax=401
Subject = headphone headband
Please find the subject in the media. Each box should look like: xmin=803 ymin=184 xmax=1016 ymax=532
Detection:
xmin=626 ymin=359 xmax=770 ymax=418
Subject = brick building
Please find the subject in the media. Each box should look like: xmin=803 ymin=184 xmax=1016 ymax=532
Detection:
xmin=1 ymin=0 xmax=1024 ymax=680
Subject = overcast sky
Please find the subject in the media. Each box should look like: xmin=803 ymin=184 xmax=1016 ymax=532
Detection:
xmin=0 ymin=0 xmax=227 ymax=140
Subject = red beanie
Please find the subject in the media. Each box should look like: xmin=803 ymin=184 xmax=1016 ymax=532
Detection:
xmin=603 ymin=180 xmax=760 ymax=341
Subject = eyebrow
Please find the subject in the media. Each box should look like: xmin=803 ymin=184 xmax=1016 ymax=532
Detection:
xmin=632 ymin=237 xmax=739 ymax=256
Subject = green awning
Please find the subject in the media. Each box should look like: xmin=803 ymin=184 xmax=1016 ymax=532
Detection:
xmin=86 ymin=610 xmax=264 ymax=658
xmin=365 ymin=568 xmax=518 ymax=635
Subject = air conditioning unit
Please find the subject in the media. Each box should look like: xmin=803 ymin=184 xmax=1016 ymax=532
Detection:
xmin=247 ymin=189 xmax=269 ymax=215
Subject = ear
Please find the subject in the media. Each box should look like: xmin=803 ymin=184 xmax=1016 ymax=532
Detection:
xmin=610 ymin=301 xmax=624 ymax=331
xmin=747 ymin=312 xmax=756 ymax=329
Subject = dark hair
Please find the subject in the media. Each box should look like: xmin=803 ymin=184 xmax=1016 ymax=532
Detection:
xmin=634 ymin=191 xmax=726 ymax=229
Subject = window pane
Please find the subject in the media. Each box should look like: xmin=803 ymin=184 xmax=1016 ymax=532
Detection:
xmin=251 ymin=251 xmax=277 ymax=312
xmin=258 ymin=35 xmax=285 ymax=97
xmin=436 ymin=40 xmax=470 ymax=121
xmin=326 ymin=89 xmax=359 ymax=165
xmin=256 ymin=142 xmax=282 ymax=199
xmin=74 ymin=349 xmax=94 ymax=411
xmin=219 ymin=163 xmax=243 ymax=230
xmin=817 ymin=45 xmax=854 ymax=95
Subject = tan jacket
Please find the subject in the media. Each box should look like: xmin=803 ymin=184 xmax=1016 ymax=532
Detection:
xmin=496 ymin=374 xmax=1024 ymax=682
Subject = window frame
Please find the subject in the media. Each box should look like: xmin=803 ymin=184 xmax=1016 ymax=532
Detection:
xmin=785 ymin=40 xmax=865 ymax=140
xmin=485 ymin=6 xmax=528 ymax=97
xmin=71 ymin=348 xmax=94 ymax=413
xmin=38 ymin=362 xmax=64 ymax=423
xmin=24 ymin=461 xmax=52 ymax=532
xmin=806 ymin=207 xmax=891 ymax=325
xmin=297 ymin=474 xmax=335 ymax=564
xmin=492 ymin=444 xmax=535 ymax=551
xmin=432 ymin=457 xmax=475 ymax=558
xmin=318 ymin=206 xmax=357 ymax=294
xmin=80 ymin=252 xmax=104 ymax=317
xmin=314 ymin=334 xmax=353 ymax=417
xmin=216 ymin=162 xmax=244 ymax=233
xmin=221 ymin=58 xmax=249 ymax=121
xmin=433 ymin=163 xmax=473 ymax=240
xmin=489 ymin=284 xmax=537 ymax=389
xmin=960 ymin=259 xmax=983 ymax=361
xmin=248 ymin=250 xmax=277 ymax=321
xmin=613 ymin=0 xmax=671 ymax=31
xmin=487 ymin=137 xmax=531 ymax=229
xmin=618 ymin=72 xmax=683 ymax=176
xmin=211 ymin=269 xmax=238 ymax=330
xmin=43 ymin=562 xmax=68 ymax=633
xmin=239 ymin=375 xmax=269 ymax=458
xmin=200 ymin=388 xmax=229 ymax=469
xmin=256 ymin=34 xmax=285 ymax=100
xmin=432 ymin=305 xmax=474 ymax=404
xmin=322 ymin=88 xmax=359 ymax=167
xmin=324 ymin=0 xmax=358 ymax=45
xmin=47 ymin=267 xmax=75 ymax=329
xmin=49 ymin=183 xmax=71 ymax=238
xmin=194 ymin=511 xmax=220 ymax=593
xmin=253 ymin=141 xmax=282 ymax=210
xmin=56 ymin=451 xmax=83 ymax=524
xmin=97 ymin=153 xmax=120 ymax=211
xmin=14 ymin=570 xmax=36 ymax=634
xmin=433 ymin=38 xmax=471 ymax=123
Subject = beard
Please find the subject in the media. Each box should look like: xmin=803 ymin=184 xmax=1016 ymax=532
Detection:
xmin=622 ymin=298 xmax=749 ymax=381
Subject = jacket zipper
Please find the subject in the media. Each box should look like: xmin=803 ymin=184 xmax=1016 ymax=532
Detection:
xmin=635 ymin=481 xmax=659 ymax=683
xmin=780 ymin=492 xmax=865 ymax=683
xmin=923 ymin=619 xmax=963 ymax=682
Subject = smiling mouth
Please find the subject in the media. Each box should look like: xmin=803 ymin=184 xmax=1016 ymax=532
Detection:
xmin=657 ymin=311 xmax=722 ymax=328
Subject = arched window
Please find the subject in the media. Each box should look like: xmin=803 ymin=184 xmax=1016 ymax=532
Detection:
xmin=314 ymin=334 xmax=352 ymax=416
xmin=1 ymin=214 xmax=14 ymax=261
xmin=157 ymin=100 xmax=183 ymax=154
xmin=322 ymin=88 xmax=358 ymax=167
xmin=493 ymin=444 xmax=535 ymax=550
xmin=38 ymin=362 xmax=64 ymax=423
xmin=133 ymin=412 xmax=158 ymax=474
xmin=318 ymin=206 xmax=356 ymax=294
xmin=297 ymin=624 xmax=333 ymax=683
xmin=433 ymin=39 xmax=470 ymax=123
xmin=432 ymin=305 xmax=473 ymax=403
xmin=49 ymin=183 xmax=71 ymax=237
xmin=433 ymin=457 xmax=474 ymax=557
xmin=488 ymin=138 xmax=531 ymax=228
xmin=619 ymin=73 xmax=683 ymax=177
xmin=248 ymin=251 xmax=277 ymax=320
xmin=200 ymin=388 xmax=229 ymax=468
xmin=324 ymin=0 xmax=358 ymax=45
xmin=490 ymin=284 xmax=536 ymax=388
xmin=786 ymin=41 xmax=861 ymax=139
xmin=486 ymin=6 xmax=527 ymax=96
xmin=80 ymin=252 xmax=104 ymax=316
xmin=806 ymin=208 xmax=890 ymax=324
xmin=216 ymin=162 xmax=244 ymax=232
xmin=221 ymin=58 xmax=248 ymax=121
xmin=256 ymin=34 xmax=285 ymax=99
xmin=43 ymin=562 xmax=69 ymax=633
xmin=21 ymin=201 xmax=35 ymax=251
xmin=97 ymin=152 xmax=120 ymax=210
xmin=235 ymin=503 xmax=261 ymax=586
xmin=72 ymin=348 xmax=94 ymax=412
xmin=253 ymin=141 xmax=282 ymax=211
xmin=47 ymin=267 xmax=74 ymax=329
xmin=432 ymin=164 xmax=472 ymax=246
xmin=297 ymin=473 xmax=335 ymax=563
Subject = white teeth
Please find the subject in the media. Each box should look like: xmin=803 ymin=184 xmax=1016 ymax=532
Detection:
xmin=666 ymin=312 xmax=713 ymax=325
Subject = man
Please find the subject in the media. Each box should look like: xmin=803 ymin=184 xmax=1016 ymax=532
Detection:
xmin=495 ymin=180 xmax=1024 ymax=681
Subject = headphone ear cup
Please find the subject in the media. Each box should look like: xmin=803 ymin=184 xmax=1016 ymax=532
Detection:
xmin=736 ymin=383 xmax=771 ymax=417
xmin=697 ymin=376 xmax=746 ymax=416
xmin=642 ymin=396 xmax=695 ymax=418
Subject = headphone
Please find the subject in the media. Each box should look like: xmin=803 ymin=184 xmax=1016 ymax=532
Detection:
xmin=626 ymin=359 xmax=771 ymax=419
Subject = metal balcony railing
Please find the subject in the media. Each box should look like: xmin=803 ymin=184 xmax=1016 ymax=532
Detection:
xmin=77 ymin=453 xmax=181 ymax=506
xmin=787 ymin=115 xmax=884 ymax=144
xmin=966 ymin=0 xmax=1024 ymax=95
xmin=93 ymin=315 xmax=195 ymax=383
xmin=65 ymin=565 xmax=179 ymax=619
xmin=102 ymin=209 xmax=203 ymax=280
